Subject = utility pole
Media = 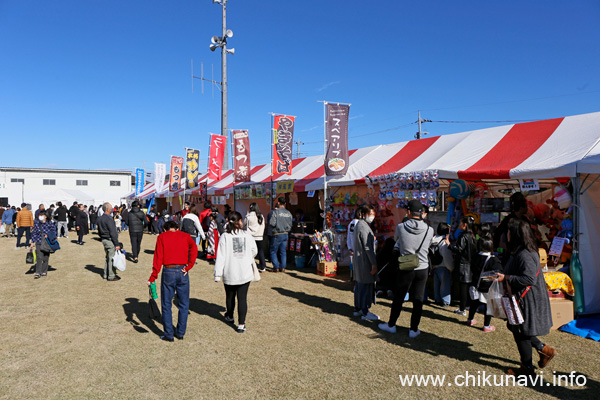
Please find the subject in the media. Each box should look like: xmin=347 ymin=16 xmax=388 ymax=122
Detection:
xmin=415 ymin=110 xmax=431 ymax=139
xmin=295 ymin=138 xmax=304 ymax=159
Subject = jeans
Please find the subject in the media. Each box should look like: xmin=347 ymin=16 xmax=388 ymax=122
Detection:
xmin=102 ymin=239 xmax=116 ymax=280
xmin=270 ymin=234 xmax=288 ymax=270
xmin=224 ymin=282 xmax=250 ymax=325
xmin=354 ymin=282 xmax=374 ymax=315
xmin=387 ymin=268 xmax=429 ymax=331
xmin=433 ymin=267 xmax=452 ymax=305
xmin=121 ymin=221 xmax=128 ymax=231
xmin=16 ymin=227 xmax=31 ymax=247
xmin=129 ymin=232 xmax=143 ymax=259
xmin=90 ymin=223 xmax=96 ymax=231
xmin=161 ymin=267 xmax=190 ymax=339
xmin=57 ymin=221 xmax=69 ymax=237
xmin=35 ymin=245 xmax=50 ymax=275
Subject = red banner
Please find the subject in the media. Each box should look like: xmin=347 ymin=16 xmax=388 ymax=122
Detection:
xmin=272 ymin=115 xmax=295 ymax=175
xmin=208 ymin=134 xmax=227 ymax=180
xmin=233 ymin=130 xmax=251 ymax=183
xmin=169 ymin=156 xmax=184 ymax=191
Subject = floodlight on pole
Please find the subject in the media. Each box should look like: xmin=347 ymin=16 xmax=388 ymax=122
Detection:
xmin=209 ymin=0 xmax=233 ymax=170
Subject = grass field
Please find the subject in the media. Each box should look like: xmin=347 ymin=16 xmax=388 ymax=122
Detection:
xmin=0 ymin=231 xmax=598 ymax=399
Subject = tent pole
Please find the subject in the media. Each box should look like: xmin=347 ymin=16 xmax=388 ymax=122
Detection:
xmin=573 ymin=173 xmax=581 ymax=252
xmin=323 ymin=101 xmax=328 ymax=231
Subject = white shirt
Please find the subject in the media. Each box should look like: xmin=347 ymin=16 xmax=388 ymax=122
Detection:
xmin=214 ymin=230 xmax=258 ymax=285
xmin=347 ymin=218 xmax=359 ymax=252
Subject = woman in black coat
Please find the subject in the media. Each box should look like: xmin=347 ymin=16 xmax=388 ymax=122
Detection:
xmin=450 ymin=216 xmax=477 ymax=316
xmin=75 ymin=204 xmax=89 ymax=245
xmin=497 ymin=218 xmax=555 ymax=377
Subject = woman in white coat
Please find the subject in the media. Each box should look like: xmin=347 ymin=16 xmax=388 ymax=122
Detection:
xmin=244 ymin=202 xmax=266 ymax=272
xmin=214 ymin=211 xmax=258 ymax=333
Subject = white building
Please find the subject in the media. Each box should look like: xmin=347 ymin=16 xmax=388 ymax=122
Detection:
xmin=0 ymin=168 xmax=133 ymax=208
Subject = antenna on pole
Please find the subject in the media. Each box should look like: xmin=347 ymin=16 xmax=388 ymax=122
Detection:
xmin=191 ymin=59 xmax=221 ymax=99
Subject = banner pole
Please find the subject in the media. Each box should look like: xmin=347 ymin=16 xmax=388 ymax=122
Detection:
xmin=231 ymin=129 xmax=236 ymax=213
xmin=323 ymin=102 xmax=328 ymax=231
xmin=183 ymin=147 xmax=188 ymax=208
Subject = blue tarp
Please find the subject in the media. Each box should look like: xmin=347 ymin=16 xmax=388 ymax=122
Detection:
xmin=559 ymin=316 xmax=600 ymax=341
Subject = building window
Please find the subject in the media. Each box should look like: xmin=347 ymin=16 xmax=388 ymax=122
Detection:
xmin=43 ymin=179 xmax=56 ymax=185
xmin=110 ymin=180 xmax=121 ymax=187
xmin=76 ymin=180 xmax=88 ymax=186
xmin=11 ymin=178 xmax=24 ymax=183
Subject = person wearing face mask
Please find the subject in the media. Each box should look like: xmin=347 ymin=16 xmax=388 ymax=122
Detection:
xmin=352 ymin=205 xmax=379 ymax=321
xmin=379 ymin=200 xmax=434 ymax=337
xmin=30 ymin=210 xmax=57 ymax=279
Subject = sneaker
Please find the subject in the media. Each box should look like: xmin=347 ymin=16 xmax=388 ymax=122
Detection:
xmin=14 ymin=247 xmax=20 ymax=250
xmin=467 ymin=319 xmax=477 ymax=326
xmin=352 ymin=311 xmax=363 ymax=317
xmin=361 ymin=311 xmax=379 ymax=321
xmin=224 ymin=315 xmax=234 ymax=323
xmin=236 ymin=325 xmax=246 ymax=334
xmin=454 ymin=309 xmax=466 ymax=316
xmin=258 ymin=268 xmax=266 ymax=273
xmin=160 ymin=335 xmax=174 ymax=342
xmin=378 ymin=323 xmax=397 ymax=334
xmin=483 ymin=325 xmax=496 ymax=333
xmin=409 ymin=329 xmax=421 ymax=338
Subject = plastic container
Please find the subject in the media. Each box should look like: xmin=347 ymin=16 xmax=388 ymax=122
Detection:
xmin=295 ymin=255 xmax=306 ymax=269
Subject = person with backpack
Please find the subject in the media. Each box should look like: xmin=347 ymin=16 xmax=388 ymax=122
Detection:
xmin=450 ymin=216 xmax=478 ymax=317
xmin=214 ymin=211 xmax=258 ymax=334
xmin=379 ymin=200 xmax=434 ymax=337
xmin=127 ymin=201 xmax=146 ymax=263
xmin=206 ymin=206 xmax=227 ymax=262
xmin=181 ymin=205 xmax=206 ymax=246
xmin=430 ymin=223 xmax=454 ymax=307
xmin=466 ymin=231 xmax=502 ymax=332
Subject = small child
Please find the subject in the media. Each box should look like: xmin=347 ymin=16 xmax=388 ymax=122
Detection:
xmin=466 ymin=231 xmax=502 ymax=332
xmin=114 ymin=211 xmax=122 ymax=233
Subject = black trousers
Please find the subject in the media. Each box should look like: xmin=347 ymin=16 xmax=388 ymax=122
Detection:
xmin=459 ymin=282 xmax=470 ymax=311
xmin=78 ymin=232 xmax=84 ymax=243
xmin=224 ymin=282 xmax=250 ymax=325
xmin=387 ymin=268 xmax=428 ymax=330
xmin=510 ymin=325 xmax=544 ymax=367
xmin=255 ymin=239 xmax=266 ymax=270
xmin=468 ymin=299 xmax=492 ymax=326
xmin=129 ymin=232 xmax=143 ymax=258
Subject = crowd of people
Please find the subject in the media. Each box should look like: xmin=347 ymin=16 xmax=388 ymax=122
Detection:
xmin=1 ymin=190 xmax=555 ymax=376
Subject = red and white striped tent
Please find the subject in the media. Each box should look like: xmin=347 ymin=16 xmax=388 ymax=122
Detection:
xmin=206 ymin=111 xmax=600 ymax=313
xmin=125 ymin=183 xmax=155 ymax=200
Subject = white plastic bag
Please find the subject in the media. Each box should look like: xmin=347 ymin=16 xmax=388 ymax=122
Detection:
xmin=0 ymin=224 xmax=5 ymax=234
xmin=113 ymin=250 xmax=126 ymax=272
xmin=486 ymin=279 xmax=506 ymax=319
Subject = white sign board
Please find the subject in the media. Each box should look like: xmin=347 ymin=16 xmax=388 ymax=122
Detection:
xmin=548 ymin=237 xmax=567 ymax=257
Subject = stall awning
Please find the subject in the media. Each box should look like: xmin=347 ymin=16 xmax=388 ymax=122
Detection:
xmin=203 ymin=111 xmax=600 ymax=194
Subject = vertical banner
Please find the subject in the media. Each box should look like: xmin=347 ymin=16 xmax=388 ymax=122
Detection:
xmin=169 ymin=156 xmax=184 ymax=191
xmin=154 ymin=163 xmax=166 ymax=193
xmin=232 ymin=130 xmax=251 ymax=183
xmin=135 ymin=168 xmax=145 ymax=196
xmin=272 ymin=115 xmax=295 ymax=175
xmin=325 ymin=103 xmax=350 ymax=176
xmin=209 ymin=134 xmax=227 ymax=180
xmin=186 ymin=148 xmax=200 ymax=189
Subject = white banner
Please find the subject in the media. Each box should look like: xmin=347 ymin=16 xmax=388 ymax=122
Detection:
xmin=154 ymin=163 xmax=167 ymax=193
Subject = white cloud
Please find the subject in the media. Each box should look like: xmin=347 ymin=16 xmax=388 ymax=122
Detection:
xmin=316 ymin=81 xmax=341 ymax=92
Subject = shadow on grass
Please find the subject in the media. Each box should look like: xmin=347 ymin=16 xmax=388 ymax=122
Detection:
xmin=286 ymin=272 xmax=353 ymax=291
xmin=189 ymin=298 xmax=229 ymax=325
xmin=144 ymin=249 xmax=154 ymax=255
xmin=91 ymin=237 xmax=102 ymax=242
xmin=123 ymin=297 xmax=162 ymax=336
xmin=85 ymin=264 xmax=104 ymax=278
xmin=272 ymin=287 xmax=354 ymax=317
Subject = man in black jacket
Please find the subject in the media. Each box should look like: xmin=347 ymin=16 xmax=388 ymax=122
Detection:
xmin=55 ymin=202 xmax=69 ymax=238
xmin=127 ymin=201 xmax=146 ymax=263
xmin=68 ymin=202 xmax=79 ymax=231
xmin=98 ymin=202 xmax=121 ymax=281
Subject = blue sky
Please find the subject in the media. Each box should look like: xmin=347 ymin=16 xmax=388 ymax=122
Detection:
xmin=1 ymin=0 xmax=599 ymax=173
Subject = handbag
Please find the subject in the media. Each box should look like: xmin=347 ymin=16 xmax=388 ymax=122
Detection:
xmin=398 ymin=226 xmax=431 ymax=271
xmin=502 ymin=266 xmax=541 ymax=325
xmin=39 ymin=238 xmax=52 ymax=253
xmin=251 ymin=261 xmax=261 ymax=282
xmin=113 ymin=250 xmax=127 ymax=272
xmin=46 ymin=237 xmax=61 ymax=252
xmin=26 ymin=250 xmax=34 ymax=264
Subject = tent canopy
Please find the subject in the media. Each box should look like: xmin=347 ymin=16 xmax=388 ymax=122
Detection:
xmin=206 ymin=111 xmax=600 ymax=194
